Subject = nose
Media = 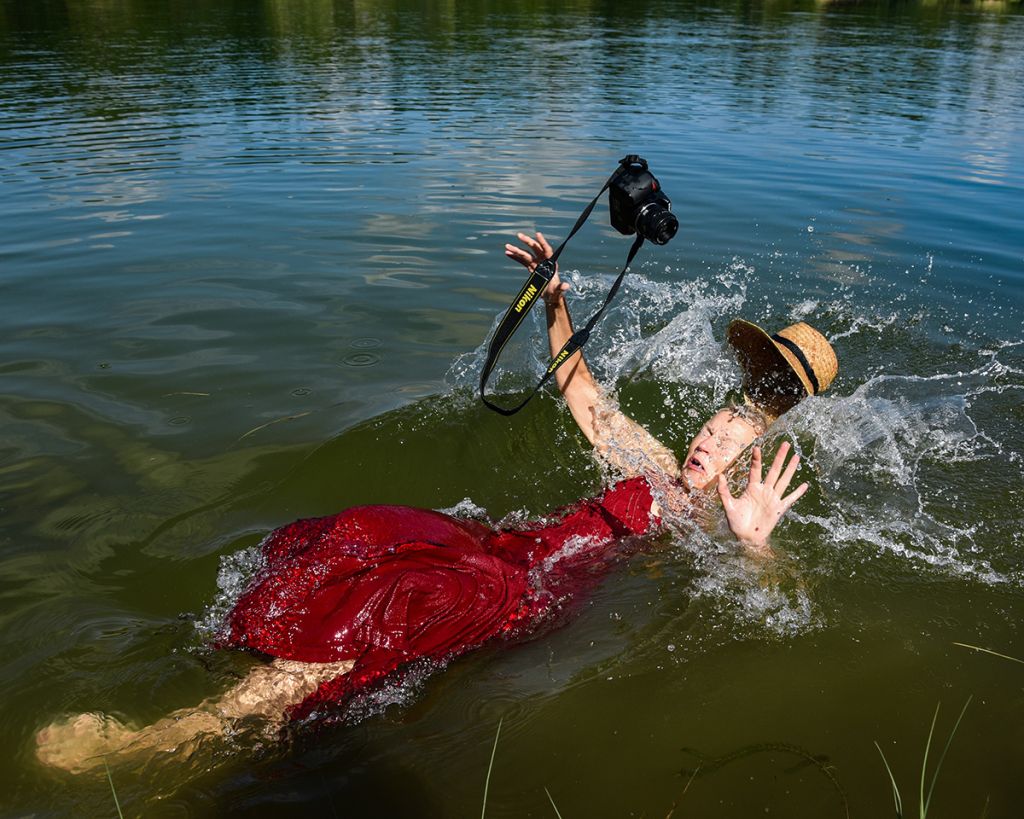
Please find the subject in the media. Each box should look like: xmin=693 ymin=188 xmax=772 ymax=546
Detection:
xmin=706 ymin=435 xmax=730 ymax=453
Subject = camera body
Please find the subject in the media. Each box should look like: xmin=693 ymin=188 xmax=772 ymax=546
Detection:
xmin=608 ymin=156 xmax=678 ymax=246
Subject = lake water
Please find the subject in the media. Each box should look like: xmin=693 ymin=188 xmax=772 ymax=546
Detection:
xmin=2 ymin=0 xmax=1023 ymax=816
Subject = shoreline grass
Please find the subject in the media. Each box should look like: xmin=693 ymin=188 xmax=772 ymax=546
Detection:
xmin=874 ymin=696 xmax=972 ymax=819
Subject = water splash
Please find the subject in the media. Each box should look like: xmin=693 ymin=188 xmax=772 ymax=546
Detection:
xmin=661 ymin=514 xmax=823 ymax=638
xmin=463 ymin=255 xmax=1024 ymax=618
xmin=195 ymin=541 xmax=265 ymax=642
xmin=317 ymin=658 xmax=446 ymax=727
xmin=777 ymin=351 xmax=1024 ymax=585
xmin=446 ymin=261 xmax=751 ymax=408
xmin=437 ymin=497 xmax=491 ymax=521
xmin=208 ymin=257 xmax=1024 ymax=670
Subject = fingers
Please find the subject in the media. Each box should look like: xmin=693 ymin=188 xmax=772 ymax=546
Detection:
xmin=781 ymin=482 xmax=809 ymax=510
xmin=516 ymin=231 xmax=548 ymax=261
xmin=506 ymin=231 xmax=555 ymax=273
xmin=775 ymin=450 xmax=801 ymax=495
xmin=748 ymin=445 xmax=762 ymax=486
xmin=504 ymin=243 xmax=536 ymax=270
xmin=764 ymin=440 xmax=790 ymax=487
xmin=717 ymin=473 xmax=734 ymax=510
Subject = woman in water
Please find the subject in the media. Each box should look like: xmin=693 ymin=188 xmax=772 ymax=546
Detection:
xmin=36 ymin=232 xmax=837 ymax=774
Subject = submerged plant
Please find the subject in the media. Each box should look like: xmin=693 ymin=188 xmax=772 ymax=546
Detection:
xmin=478 ymin=718 xmax=565 ymax=818
xmin=544 ymin=786 xmax=564 ymax=819
xmin=480 ymin=717 xmax=503 ymax=819
xmin=873 ymin=696 xmax=972 ymax=819
xmin=104 ymin=760 xmax=125 ymax=819
xmin=677 ymin=741 xmax=849 ymax=818
xmin=953 ymin=642 xmax=1024 ymax=666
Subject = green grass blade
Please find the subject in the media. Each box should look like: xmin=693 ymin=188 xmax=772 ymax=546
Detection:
xmin=104 ymin=760 xmax=124 ymax=819
xmin=665 ymin=763 xmax=702 ymax=819
xmin=873 ymin=741 xmax=903 ymax=818
xmin=953 ymin=642 xmax=1024 ymax=665
xmin=481 ymin=717 xmax=503 ymax=819
xmin=922 ymin=696 xmax=971 ymax=818
xmin=544 ymin=786 xmax=564 ymax=819
xmin=918 ymin=703 xmax=940 ymax=819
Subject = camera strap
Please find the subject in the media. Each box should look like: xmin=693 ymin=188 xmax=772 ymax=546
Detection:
xmin=479 ymin=162 xmax=645 ymax=416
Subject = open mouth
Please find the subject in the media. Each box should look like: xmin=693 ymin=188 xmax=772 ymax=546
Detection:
xmin=686 ymin=456 xmax=706 ymax=475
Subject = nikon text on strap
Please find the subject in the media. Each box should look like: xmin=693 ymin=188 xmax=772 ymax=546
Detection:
xmin=478 ymin=157 xmax=648 ymax=416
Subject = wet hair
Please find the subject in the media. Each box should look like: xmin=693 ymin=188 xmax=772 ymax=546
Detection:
xmin=724 ymin=402 xmax=770 ymax=437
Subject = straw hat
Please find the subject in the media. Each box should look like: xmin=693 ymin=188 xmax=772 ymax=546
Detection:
xmin=726 ymin=319 xmax=838 ymax=418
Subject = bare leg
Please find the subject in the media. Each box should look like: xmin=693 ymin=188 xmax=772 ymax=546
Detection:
xmin=35 ymin=658 xmax=353 ymax=775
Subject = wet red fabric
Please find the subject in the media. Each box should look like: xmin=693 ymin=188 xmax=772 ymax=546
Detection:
xmin=224 ymin=477 xmax=657 ymax=721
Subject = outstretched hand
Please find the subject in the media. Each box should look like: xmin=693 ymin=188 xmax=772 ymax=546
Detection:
xmin=717 ymin=441 xmax=808 ymax=553
xmin=504 ymin=231 xmax=569 ymax=305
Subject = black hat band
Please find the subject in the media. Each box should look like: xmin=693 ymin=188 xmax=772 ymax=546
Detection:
xmin=771 ymin=334 xmax=820 ymax=395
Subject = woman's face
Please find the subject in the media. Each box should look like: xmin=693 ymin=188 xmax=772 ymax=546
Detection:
xmin=681 ymin=409 xmax=759 ymax=490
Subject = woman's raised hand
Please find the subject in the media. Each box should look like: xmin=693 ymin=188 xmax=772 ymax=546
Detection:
xmin=717 ymin=441 xmax=808 ymax=553
xmin=504 ymin=231 xmax=569 ymax=305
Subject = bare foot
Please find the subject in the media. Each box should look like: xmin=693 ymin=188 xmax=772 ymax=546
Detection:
xmin=36 ymin=712 xmax=136 ymax=774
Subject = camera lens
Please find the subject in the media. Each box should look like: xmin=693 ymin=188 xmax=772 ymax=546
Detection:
xmin=636 ymin=202 xmax=679 ymax=245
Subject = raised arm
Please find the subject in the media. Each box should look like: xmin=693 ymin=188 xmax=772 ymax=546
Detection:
xmin=504 ymin=233 xmax=680 ymax=480
xmin=505 ymin=232 xmax=599 ymax=441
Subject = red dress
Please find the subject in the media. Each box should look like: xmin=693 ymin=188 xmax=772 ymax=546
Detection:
xmin=224 ymin=477 xmax=657 ymax=722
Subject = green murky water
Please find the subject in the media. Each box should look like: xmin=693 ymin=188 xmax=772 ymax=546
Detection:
xmin=2 ymin=1 xmax=1023 ymax=815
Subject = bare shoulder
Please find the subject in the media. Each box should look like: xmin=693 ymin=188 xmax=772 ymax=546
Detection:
xmin=591 ymin=393 xmax=682 ymax=481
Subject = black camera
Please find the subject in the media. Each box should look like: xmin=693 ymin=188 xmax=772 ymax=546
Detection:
xmin=481 ymin=154 xmax=679 ymax=414
xmin=608 ymin=155 xmax=678 ymax=246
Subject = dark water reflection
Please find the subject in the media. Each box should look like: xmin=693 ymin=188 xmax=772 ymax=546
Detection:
xmin=2 ymin=1 xmax=1024 ymax=816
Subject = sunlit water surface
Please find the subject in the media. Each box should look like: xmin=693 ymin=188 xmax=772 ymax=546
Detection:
xmin=2 ymin=1 xmax=1024 ymax=816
